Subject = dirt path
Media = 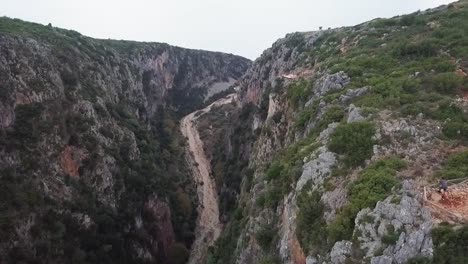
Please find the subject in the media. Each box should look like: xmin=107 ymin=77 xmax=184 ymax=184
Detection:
xmin=181 ymin=94 xmax=236 ymax=264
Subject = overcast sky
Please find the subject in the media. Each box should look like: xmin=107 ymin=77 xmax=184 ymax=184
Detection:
xmin=1 ymin=0 xmax=454 ymax=60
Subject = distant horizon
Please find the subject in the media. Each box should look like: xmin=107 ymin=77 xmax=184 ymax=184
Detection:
xmin=1 ymin=0 xmax=454 ymax=60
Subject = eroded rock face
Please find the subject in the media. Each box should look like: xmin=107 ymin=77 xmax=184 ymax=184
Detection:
xmin=330 ymin=241 xmax=353 ymax=264
xmin=347 ymin=104 xmax=365 ymax=123
xmin=58 ymin=145 xmax=87 ymax=178
xmin=143 ymin=197 xmax=176 ymax=262
xmin=343 ymin=180 xmax=433 ymax=264
xmin=373 ymin=115 xmax=443 ymax=163
xmin=240 ymin=31 xmax=323 ymax=106
xmin=296 ymin=146 xmax=337 ymax=192
xmin=313 ymin=72 xmax=350 ymax=97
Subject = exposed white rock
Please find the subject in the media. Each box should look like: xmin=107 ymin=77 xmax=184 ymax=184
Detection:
xmin=339 ymin=86 xmax=370 ymax=104
xmin=314 ymin=71 xmax=350 ymax=97
xmin=318 ymin=122 xmax=340 ymax=143
xmin=347 ymin=104 xmax=365 ymax=123
xmin=331 ymin=241 xmax=353 ymax=264
xmin=306 ymin=256 xmax=318 ymax=264
xmin=354 ymin=180 xmax=433 ymax=264
xmin=296 ymin=146 xmax=336 ymax=192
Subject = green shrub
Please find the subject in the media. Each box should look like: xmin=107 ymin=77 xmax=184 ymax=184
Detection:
xmin=430 ymin=101 xmax=465 ymax=122
xmin=328 ymin=122 xmax=376 ymax=167
xmin=297 ymin=188 xmax=327 ymax=253
xmin=327 ymin=157 xmax=405 ymax=242
xmin=266 ymin=162 xmax=284 ymax=181
xmin=316 ymin=106 xmax=344 ymax=130
xmin=437 ymin=151 xmax=468 ymax=180
xmin=295 ymin=106 xmax=315 ymax=129
xmin=427 ymin=73 xmax=463 ymax=94
xmin=255 ymin=224 xmax=276 ymax=250
xmin=406 ymin=257 xmax=432 ymax=264
xmin=287 ymin=79 xmax=311 ymax=108
xmin=264 ymin=185 xmax=283 ymax=208
xmin=393 ymin=41 xmax=438 ymax=58
xmin=432 ymin=224 xmax=468 ymax=264
xmin=12 ymin=103 xmax=44 ymax=143
xmin=259 ymin=256 xmax=282 ymax=264
xmin=168 ymin=243 xmax=190 ymax=264
xmin=381 ymin=225 xmax=400 ymax=245
xmin=442 ymin=122 xmax=468 ymax=140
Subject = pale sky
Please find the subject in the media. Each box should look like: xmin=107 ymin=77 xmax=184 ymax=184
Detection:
xmin=0 ymin=0 xmax=454 ymax=60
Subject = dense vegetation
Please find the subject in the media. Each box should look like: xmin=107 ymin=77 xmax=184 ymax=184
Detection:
xmin=406 ymin=224 xmax=468 ymax=264
xmin=328 ymin=122 xmax=376 ymax=167
xmin=296 ymin=188 xmax=327 ymax=254
xmin=437 ymin=150 xmax=468 ymax=179
xmin=1 ymin=97 xmax=196 ymax=264
xmin=431 ymin=224 xmax=468 ymax=264
xmin=328 ymin=157 xmax=405 ymax=243
xmin=256 ymin=133 xmax=320 ymax=209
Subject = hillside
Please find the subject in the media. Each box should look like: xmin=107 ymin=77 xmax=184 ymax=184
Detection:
xmin=2 ymin=1 xmax=468 ymax=264
xmin=0 ymin=17 xmax=250 ymax=264
xmin=202 ymin=1 xmax=468 ymax=264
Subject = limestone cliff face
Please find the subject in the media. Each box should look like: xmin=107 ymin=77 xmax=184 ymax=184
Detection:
xmin=207 ymin=2 xmax=468 ymax=264
xmin=0 ymin=17 xmax=250 ymax=263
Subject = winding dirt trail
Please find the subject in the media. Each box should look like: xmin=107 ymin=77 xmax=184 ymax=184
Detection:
xmin=181 ymin=94 xmax=236 ymax=264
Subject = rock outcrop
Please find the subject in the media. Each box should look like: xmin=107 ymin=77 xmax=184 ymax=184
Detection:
xmin=354 ymin=181 xmax=433 ymax=264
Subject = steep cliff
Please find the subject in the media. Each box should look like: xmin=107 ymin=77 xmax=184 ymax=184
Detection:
xmin=4 ymin=1 xmax=468 ymax=264
xmin=206 ymin=1 xmax=468 ymax=264
xmin=0 ymin=17 xmax=250 ymax=264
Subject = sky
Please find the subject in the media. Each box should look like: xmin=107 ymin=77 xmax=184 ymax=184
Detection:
xmin=1 ymin=0 xmax=455 ymax=60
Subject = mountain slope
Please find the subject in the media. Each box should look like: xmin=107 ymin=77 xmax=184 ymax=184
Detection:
xmin=0 ymin=17 xmax=250 ymax=264
xmin=204 ymin=1 xmax=468 ymax=264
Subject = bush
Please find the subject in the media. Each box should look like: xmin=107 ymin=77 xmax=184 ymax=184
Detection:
xmin=13 ymin=103 xmax=44 ymax=143
xmin=297 ymin=189 xmax=327 ymax=253
xmin=255 ymin=224 xmax=276 ymax=250
xmin=295 ymin=106 xmax=315 ymax=129
xmin=287 ymin=79 xmax=311 ymax=108
xmin=168 ymin=243 xmax=190 ymax=264
xmin=393 ymin=40 xmax=438 ymax=58
xmin=406 ymin=257 xmax=432 ymax=264
xmin=427 ymin=73 xmax=463 ymax=94
xmin=328 ymin=122 xmax=376 ymax=167
xmin=263 ymin=185 xmax=283 ymax=208
xmin=442 ymin=121 xmax=468 ymax=140
xmin=316 ymin=105 xmax=344 ymax=131
xmin=437 ymin=151 xmax=468 ymax=180
xmin=266 ymin=162 xmax=284 ymax=181
xmin=432 ymin=224 xmax=468 ymax=264
xmin=327 ymin=157 xmax=405 ymax=242
xmin=430 ymin=101 xmax=465 ymax=122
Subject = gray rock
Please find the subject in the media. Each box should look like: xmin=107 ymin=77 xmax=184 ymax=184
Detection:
xmin=331 ymin=241 xmax=352 ymax=264
xmin=296 ymin=146 xmax=336 ymax=192
xmin=314 ymin=72 xmax=350 ymax=96
xmin=347 ymin=104 xmax=365 ymax=123
xmin=322 ymin=187 xmax=348 ymax=224
xmin=371 ymin=255 xmax=393 ymax=264
xmin=352 ymin=180 xmax=433 ymax=263
xmin=306 ymin=256 xmax=318 ymax=264
xmin=340 ymin=87 xmax=370 ymax=104
xmin=318 ymin=122 xmax=340 ymax=143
